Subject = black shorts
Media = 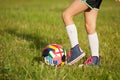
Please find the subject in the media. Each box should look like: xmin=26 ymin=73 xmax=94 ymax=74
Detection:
xmin=80 ymin=0 xmax=102 ymax=10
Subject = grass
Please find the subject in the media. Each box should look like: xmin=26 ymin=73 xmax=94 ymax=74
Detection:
xmin=0 ymin=0 xmax=120 ymax=80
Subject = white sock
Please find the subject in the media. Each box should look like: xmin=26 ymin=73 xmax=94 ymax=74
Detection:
xmin=88 ymin=32 xmax=99 ymax=57
xmin=66 ymin=24 xmax=79 ymax=48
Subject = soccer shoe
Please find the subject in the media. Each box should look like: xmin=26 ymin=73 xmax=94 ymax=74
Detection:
xmin=83 ymin=56 xmax=100 ymax=66
xmin=67 ymin=44 xmax=85 ymax=65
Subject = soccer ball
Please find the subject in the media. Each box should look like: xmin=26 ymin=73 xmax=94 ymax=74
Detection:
xmin=42 ymin=44 xmax=66 ymax=67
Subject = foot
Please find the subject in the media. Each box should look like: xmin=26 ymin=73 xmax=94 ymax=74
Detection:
xmin=67 ymin=44 xmax=85 ymax=65
xmin=83 ymin=56 xmax=100 ymax=66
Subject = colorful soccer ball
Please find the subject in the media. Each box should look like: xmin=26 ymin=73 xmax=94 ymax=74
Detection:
xmin=42 ymin=44 xmax=66 ymax=67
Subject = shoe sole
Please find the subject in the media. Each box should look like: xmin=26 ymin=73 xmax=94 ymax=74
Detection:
xmin=67 ymin=52 xmax=86 ymax=65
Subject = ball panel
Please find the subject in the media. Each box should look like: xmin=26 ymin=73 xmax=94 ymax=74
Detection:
xmin=42 ymin=48 xmax=53 ymax=57
xmin=42 ymin=44 xmax=66 ymax=66
xmin=44 ymin=56 xmax=54 ymax=66
xmin=48 ymin=51 xmax=55 ymax=58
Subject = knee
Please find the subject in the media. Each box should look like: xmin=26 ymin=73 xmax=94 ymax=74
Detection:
xmin=62 ymin=11 xmax=72 ymax=21
xmin=85 ymin=23 xmax=96 ymax=34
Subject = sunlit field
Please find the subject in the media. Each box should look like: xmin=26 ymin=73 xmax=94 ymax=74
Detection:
xmin=0 ymin=0 xmax=120 ymax=80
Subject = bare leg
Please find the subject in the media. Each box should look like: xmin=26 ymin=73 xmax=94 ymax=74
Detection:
xmin=84 ymin=9 xmax=98 ymax=34
xmin=62 ymin=0 xmax=88 ymax=26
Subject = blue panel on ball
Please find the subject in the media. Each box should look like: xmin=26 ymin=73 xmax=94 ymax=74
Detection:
xmin=53 ymin=60 xmax=58 ymax=65
xmin=45 ymin=56 xmax=53 ymax=65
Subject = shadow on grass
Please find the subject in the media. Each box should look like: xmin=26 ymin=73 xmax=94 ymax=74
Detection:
xmin=32 ymin=56 xmax=44 ymax=64
xmin=3 ymin=27 xmax=48 ymax=64
xmin=4 ymin=28 xmax=48 ymax=50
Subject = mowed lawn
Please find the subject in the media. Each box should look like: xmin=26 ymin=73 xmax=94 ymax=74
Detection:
xmin=0 ymin=0 xmax=120 ymax=80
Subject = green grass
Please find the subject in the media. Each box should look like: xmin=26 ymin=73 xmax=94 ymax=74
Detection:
xmin=0 ymin=0 xmax=120 ymax=80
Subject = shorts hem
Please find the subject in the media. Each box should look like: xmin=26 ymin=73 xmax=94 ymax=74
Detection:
xmin=80 ymin=0 xmax=99 ymax=11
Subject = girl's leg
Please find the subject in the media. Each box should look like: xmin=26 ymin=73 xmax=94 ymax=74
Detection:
xmin=83 ymin=9 xmax=100 ymax=66
xmin=62 ymin=0 xmax=88 ymax=48
xmin=62 ymin=0 xmax=88 ymax=26
xmin=84 ymin=9 xmax=98 ymax=34
xmin=84 ymin=9 xmax=99 ymax=57
xmin=62 ymin=0 xmax=88 ymax=65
